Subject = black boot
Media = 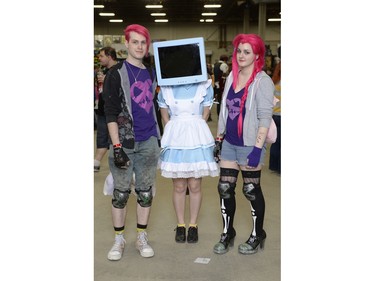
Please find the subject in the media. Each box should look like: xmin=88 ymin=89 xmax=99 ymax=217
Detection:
xmin=238 ymin=230 xmax=266 ymax=255
xmin=213 ymin=229 xmax=236 ymax=254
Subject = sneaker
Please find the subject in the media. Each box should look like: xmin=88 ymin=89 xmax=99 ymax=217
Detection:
xmin=136 ymin=231 xmax=154 ymax=258
xmin=94 ymin=160 xmax=100 ymax=172
xmin=187 ymin=226 xmax=198 ymax=243
xmin=175 ymin=226 xmax=186 ymax=243
xmin=107 ymin=234 xmax=126 ymax=261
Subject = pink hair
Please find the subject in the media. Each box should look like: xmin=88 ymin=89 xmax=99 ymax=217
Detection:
xmin=231 ymin=34 xmax=265 ymax=137
xmin=124 ymin=24 xmax=151 ymax=56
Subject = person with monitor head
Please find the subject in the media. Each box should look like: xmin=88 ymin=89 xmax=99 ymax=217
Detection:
xmin=212 ymin=34 xmax=275 ymax=255
xmin=102 ymin=24 xmax=161 ymax=261
xmin=154 ymin=38 xmax=219 ymax=244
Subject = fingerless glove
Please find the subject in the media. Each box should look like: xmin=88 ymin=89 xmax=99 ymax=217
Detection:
xmin=247 ymin=147 xmax=262 ymax=167
xmin=114 ymin=146 xmax=130 ymax=169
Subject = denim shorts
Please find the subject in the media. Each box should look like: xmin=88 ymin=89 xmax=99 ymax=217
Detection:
xmin=96 ymin=115 xmax=110 ymax=149
xmin=220 ymin=139 xmax=267 ymax=166
xmin=108 ymin=136 xmax=160 ymax=193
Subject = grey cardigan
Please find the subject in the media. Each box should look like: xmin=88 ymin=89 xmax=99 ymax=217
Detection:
xmin=217 ymin=70 xmax=275 ymax=146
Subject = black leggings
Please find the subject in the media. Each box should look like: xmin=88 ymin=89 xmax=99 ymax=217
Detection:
xmin=218 ymin=168 xmax=265 ymax=236
xmin=241 ymin=170 xmax=265 ymax=236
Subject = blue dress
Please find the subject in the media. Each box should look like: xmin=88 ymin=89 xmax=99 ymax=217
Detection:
xmin=158 ymin=80 xmax=219 ymax=178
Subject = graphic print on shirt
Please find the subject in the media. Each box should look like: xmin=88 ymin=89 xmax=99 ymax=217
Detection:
xmin=130 ymin=79 xmax=153 ymax=113
xmin=227 ymin=97 xmax=241 ymax=120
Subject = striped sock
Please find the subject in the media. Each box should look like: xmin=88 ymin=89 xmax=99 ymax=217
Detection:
xmin=137 ymin=223 xmax=147 ymax=233
xmin=114 ymin=226 xmax=124 ymax=236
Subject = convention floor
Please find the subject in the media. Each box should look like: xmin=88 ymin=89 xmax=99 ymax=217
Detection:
xmin=94 ymin=110 xmax=281 ymax=281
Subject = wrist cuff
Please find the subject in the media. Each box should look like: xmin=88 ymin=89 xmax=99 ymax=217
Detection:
xmin=113 ymin=143 xmax=122 ymax=148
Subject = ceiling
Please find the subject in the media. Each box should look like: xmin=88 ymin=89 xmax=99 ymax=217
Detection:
xmin=94 ymin=0 xmax=281 ymax=25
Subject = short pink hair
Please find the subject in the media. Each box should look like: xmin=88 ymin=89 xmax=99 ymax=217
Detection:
xmin=124 ymin=24 xmax=151 ymax=56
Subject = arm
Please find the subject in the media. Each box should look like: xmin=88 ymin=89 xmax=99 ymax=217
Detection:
xmin=202 ymin=82 xmax=214 ymax=121
xmin=102 ymin=68 xmax=122 ymax=126
xmin=108 ymin=121 xmax=130 ymax=169
xmin=102 ymin=67 xmax=130 ymax=169
xmin=272 ymin=62 xmax=281 ymax=84
xmin=246 ymin=76 xmax=275 ymax=168
xmin=202 ymin=106 xmax=210 ymax=121
xmin=160 ymin=107 xmax=170 ymax=126
xmin=107 ymin=122 xmax=120 ymax=145
xmin=254 ymin=127 xmax=268 ymax=149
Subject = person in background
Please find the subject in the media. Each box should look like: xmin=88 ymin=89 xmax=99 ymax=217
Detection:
xmin=206 ymin=63 xmax=214 ymax=121
xmin=102 ymin=24 xmax=161 ymax=261
xmin=157 ymin=60 xmax=219 ymax=243
xmin=94 ymin=47 xmax=118 ymax=172
xmin=207 ymin=63 xmax=215 ymax=87
xmin=94 ymin=64 xmax=100 ymax=130
xmin=213 ymin=55 xmax=229 ymax=116
xmin=269 ymin=46 xmax=281 ymax=174
xmin=212 ymin=34 xmax=274 ymax=255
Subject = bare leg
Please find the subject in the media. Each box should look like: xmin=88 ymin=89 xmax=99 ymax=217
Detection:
xmin=172 ymin=178 xmax=188 ymax=225
xmin=136 ymin=205 xmax=151 ymax=225
xmin=187 ymin=178 xmax=202 ymax=225
xmin=95 ymin=147 xmax=108 ymax=162
xmin=112 ymin=206 xmax=127 ymax=228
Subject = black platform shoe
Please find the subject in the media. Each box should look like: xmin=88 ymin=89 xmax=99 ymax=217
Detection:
xmin=175 ymin=226 xmax=186 ymax=243
xmin=187 ymin=226 xmax=198 ymax=243
xmin=238 ymin=230 xmax=266 ymax=255
xmin=213 ymin=229 xmax=236 ymax=254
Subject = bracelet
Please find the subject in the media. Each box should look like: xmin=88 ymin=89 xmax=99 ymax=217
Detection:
xmin=216 ymin=137 xmax=223 ymax=141
xmin=113 ymin=143 xmax=122 ymax=148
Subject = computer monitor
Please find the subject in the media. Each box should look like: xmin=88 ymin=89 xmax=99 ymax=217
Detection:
xmin=153 ymin=37 xmax=207 ymax=86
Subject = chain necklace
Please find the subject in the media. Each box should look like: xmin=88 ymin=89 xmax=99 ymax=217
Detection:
xmin=125 ymin=61 xmax=142 ymax=82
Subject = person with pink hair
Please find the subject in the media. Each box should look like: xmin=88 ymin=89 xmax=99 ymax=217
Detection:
xmin=212 ymin=34 xmax=275 ymax=255
xmin=102 ymin=24 xmax=161 ymax=261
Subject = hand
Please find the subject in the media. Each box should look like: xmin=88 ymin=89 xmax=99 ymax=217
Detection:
xmin=114 ymin=147 xmax=130 ymax=169
xmin=213 ymin=140 xmax=222 ymax=163
xmin=97 ymin=72 xmax=105 ymax=83
xmin=247 ymin=147 xmax=262 ymax=168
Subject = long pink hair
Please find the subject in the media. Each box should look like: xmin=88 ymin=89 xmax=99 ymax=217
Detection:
xmin=231 ymin=34 xmax=265 ymax=137
xmin=124 ymin=24 xmax=151 ymax=56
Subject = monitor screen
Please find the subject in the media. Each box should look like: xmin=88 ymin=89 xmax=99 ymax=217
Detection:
xmin=153 ymin=37 xmax=207 ymax=86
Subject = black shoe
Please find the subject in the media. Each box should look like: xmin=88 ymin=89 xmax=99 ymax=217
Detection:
xmin=175 ymin=226 xmax=186 ymax=243
xmin=213 ymin=229 xmax=236 ymax=254
xmin=187 ymin=226 xmax=198 ymax=243
xmin=238 ymin=230 xmax=266 ymax=255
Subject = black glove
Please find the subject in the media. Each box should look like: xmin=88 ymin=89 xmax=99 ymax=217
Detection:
xmin=213 ymin=140 xmax=222 ymax=163
xmin=113 ymin=146 xmax=130 ymax=169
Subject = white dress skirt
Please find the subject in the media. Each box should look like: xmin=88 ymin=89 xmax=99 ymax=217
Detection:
xmin=158 ymin=82 xmax=219 ymax=178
